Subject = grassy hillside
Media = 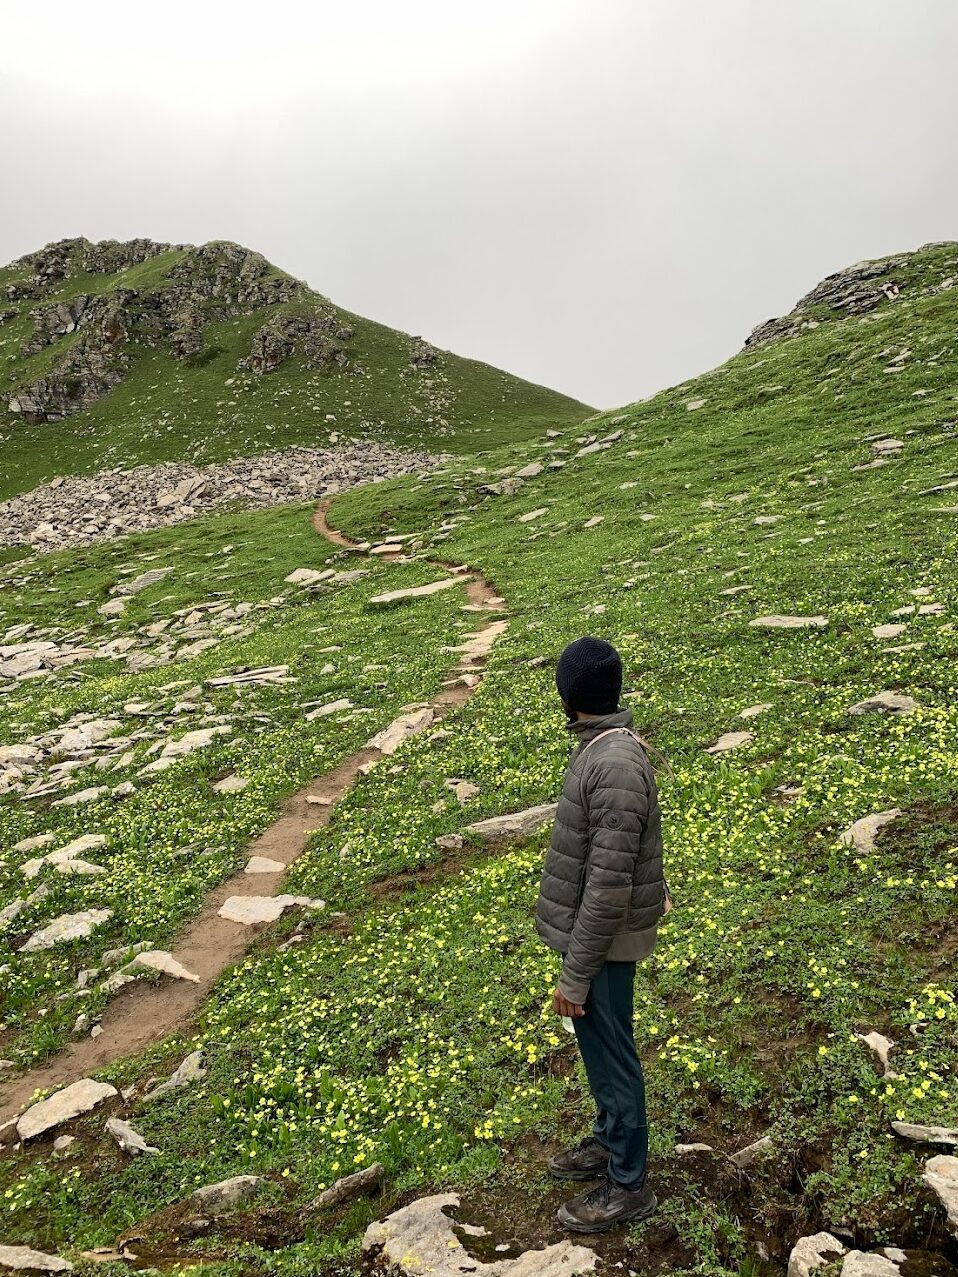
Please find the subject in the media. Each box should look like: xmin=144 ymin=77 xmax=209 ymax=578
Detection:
xmin=0 ymin=239 xmax=590 ymax=501
xmin=1 ymin=243 xmax=957 ymax=1276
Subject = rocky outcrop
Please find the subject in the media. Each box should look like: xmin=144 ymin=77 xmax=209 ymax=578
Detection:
xmin=409 ymin=336 xmax=439 ymax=369
xmin=243 ymin=310 xmax=353 ymax=374
xmin=7 ymin=239 xmax=308 ymax=422
xmin=0 ymin=442 xmax=437 ymax=551
xmin=744 ymin=242 xmax=958 ymax=349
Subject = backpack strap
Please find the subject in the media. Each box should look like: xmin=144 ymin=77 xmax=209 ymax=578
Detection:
xmin=580 ymin=726 xmax=674 ymax=779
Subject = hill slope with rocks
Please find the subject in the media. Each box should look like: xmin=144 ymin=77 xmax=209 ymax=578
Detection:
xmin=0 ymin=241 xmax=957 ymax=1277
xmin=0 ymin=237 xmax=590 ymax=501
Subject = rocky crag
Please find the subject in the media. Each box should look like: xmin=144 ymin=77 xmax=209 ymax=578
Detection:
xmin=0 ymin=442 xmax=437 ymax=552
xmin=744 ymin=241 xmax=958 ymax=348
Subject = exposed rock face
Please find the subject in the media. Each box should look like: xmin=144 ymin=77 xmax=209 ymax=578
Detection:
xmin=243 ymin=310 xmax=353 ymax=374
xmin=0 ymin=443 xmax=436 ymax=552
xmin=787 ymin=1232 xmax=847 ymax=1277
xmin=188 ymin=1175 xmax=264 ymax=1216
xmin=0 ymin=1246 xmax=74 ymax=1273
xmin=466 ymin=803 xmax=558 ymax=842
xmin=409 ymin=337 xmax=439 ymax=369
xmin=744 ymin=242 xmax=958 ymax=349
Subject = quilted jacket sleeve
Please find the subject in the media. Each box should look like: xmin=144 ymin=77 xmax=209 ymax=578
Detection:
xmin=557 ymin=754 xmax=650 ymax=1004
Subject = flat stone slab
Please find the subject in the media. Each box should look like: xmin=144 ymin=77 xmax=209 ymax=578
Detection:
xmin=787 ymin=1232 xmax=847 ymax=1277
xmin=369 ymin=577 xmax=463 ymax=605
xmin=750 ymin=615 xmax=828 ymax=629
xmin=362 ymin=1192 xmax=596 ymax=1277
xmin=739 ymin=703 xmax=772 ymax=719
xmin=368 ymin=708 xmax=435 ymax=755
xmin=131 ymin=950 xmax=200 ymax=982
xmin=245 ymin=856 xmax=285 ymax=874
xmin=115 ymin=568 xmax=173 ymax=596
xmin=213 ymin=774 xmax=248 ymax=794
xmin=728 ymin=1134 xmax=772 ymax=1168
xmin=20 ymin=908 xmax=113 ymax=953
xmin=872 ymin=624 xmax=906 ymax=639
xmin=143 ymin=1050 xmax=205 ymax=1101
xmin=218 ymin=894 xmax=320 ymax=925
xmin=0 ymin=1246 xmax=74 ymax=1273
xmin=892 ymin=1121 xmax=958 ymax=1145
xmin=847 ymin=692 xmax=918 ymax=715
xmin=17 ymin=1078 xmax=118 ymax=1140
xmin=285 ymin=567 xmax=335 ymax=585
xmin=924 ymin=1155 xmax=958 ymax=1233
xmin=305 ymin=698 xmax=354 ymax=720
xmin=52 ymin=786 xmax=109 ymax=807
xmin=466 ymin=803 xmax=558 ymax=842
xmin=705 ymin=731 xmax=754 ymax=754
xmin=839 ymin=809 xmax=901 ymax=853
xmin=189 ymin=1174 xmax=265 ymax=1216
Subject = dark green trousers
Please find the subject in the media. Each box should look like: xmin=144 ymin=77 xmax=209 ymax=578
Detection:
xmin=572 ymin=960 xmax=649 ymax=1190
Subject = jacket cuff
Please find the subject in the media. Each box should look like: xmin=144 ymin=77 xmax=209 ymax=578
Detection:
xmin=558 ymin=971 xmax=590 ymax=1005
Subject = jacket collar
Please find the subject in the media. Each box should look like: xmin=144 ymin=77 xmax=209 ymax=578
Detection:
xmin=567 ymin=707 xmax=634 ymax=748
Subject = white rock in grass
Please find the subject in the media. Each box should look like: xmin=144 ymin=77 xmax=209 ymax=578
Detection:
xmin=583 ymin=516 xmax=604 ymax=528
xmin=675 ymin=1142 xmax=715 ymax=1154
xmin=189 ymin=1174 xmax=265 ymax=1216
xmin=739 ymin=704 xmax=772 ymax=719
xmin=518 ymin=508 xmax=548 ymax=523
xmin=52 ymin=786 xmax=110 ymax=807
xmin=847 ymin=692 xmax=918 ymax=715
xmin=466 ymin=803 xmax=558 ymax=842
xmin=20 ymin=909 xmax=113 ymax=952
xmin=218 ymin=894 xmax=321 ymax=925
xmin=305 ymin=699 xmax=353 ymax=720
xmin=750 ymin=615 xmax=828 ymax=629
xmin=362 ymin=1192 xmax=597 ymax=1277
xmin=143 ymin=1050 xmax=206 ymax=1101
xmin=369 ymin=577 xmax=462 ymax=606
xmin=98 ymin=599 xmax=126 ymax=617
xmin=12 ymin=833 xmax=56 ymax=853
xmin=17 ymin=1078 xmax=118 ymax=1140
xmin=856 ymin=1031 xmax=896 ymax=1076
xmin=284 ymin=567 xmax=335 ymax=585
xmin=114 ymin=567 xmax=173 ymax=596
xmin=841 ymin=1252 xmax=902 ymax=1277
xmin=52 ymin=1135 xmax=75 ymax=1152
xmin=213 ymin=774 xmax=248 ymax=794
xmin=686 ymin=398 xmax=707 ymax=411
xmin=106 ymin=1116 xmax=159 ymax=1156
xmin=705 ymin=731 xmax=753 ymax=754
xmin=0 ymin=1246 xmax=73 ymax=1273
xmin=130 ymin=950 xmax=200 ymax=982
xmin=368 ymin=708 xmax=435 ymax=755
xmin=244 ymin=856 xmax=285 ymax=874
xmin=924 ymin=1156 xmax=958 ymax=1233
xmin=872 ymin=624 xmax=906 ymax=639
xmin=839 ymin=809 xmax=901 ymax=853
xmin=891 ymin=1122 xmax=958 ymax=1145
xmin=786 ymin=1232 xmax=847 ymax=1277
xmin=728 ymin=1134 xmax=772 ymax=1168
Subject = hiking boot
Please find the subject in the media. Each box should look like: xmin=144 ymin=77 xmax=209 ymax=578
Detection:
xmin=548 ymin=1136 xmax=610 ymax=1180
xmin=557 ymin=1177 xmax=657 ymax=1233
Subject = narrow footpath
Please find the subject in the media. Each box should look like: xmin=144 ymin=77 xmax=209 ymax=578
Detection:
xmin=0 ymin=498 xmax=507 ymax=1124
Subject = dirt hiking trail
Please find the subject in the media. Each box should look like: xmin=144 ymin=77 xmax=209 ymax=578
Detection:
xmin=0 ymin=498 xmax=508 ymax=1122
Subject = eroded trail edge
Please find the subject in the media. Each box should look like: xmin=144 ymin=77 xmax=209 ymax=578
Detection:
xmin=0 ymin=499 xmax=508 ymax=1122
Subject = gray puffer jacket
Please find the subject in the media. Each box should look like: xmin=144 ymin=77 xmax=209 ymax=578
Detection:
xmin=535 ymin=708 xmax=665 ymax=1003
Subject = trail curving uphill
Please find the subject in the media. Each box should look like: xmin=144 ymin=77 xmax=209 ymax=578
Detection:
xmin=0 ymin=499 xmax=508 ymax=1124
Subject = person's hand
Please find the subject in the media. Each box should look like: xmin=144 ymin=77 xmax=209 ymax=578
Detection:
xmin=552 ymin=987 xmax=585 ymax=1018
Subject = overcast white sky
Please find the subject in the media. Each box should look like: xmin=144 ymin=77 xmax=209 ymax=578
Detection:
xmin=2 ymin=0 xmax=956 ymax=408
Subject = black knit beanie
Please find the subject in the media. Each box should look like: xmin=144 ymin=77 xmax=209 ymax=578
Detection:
xmin=555 ymin=637 xmax=623 ymax=716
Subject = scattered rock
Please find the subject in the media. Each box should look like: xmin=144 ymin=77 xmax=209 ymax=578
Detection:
xmin=362 ymin=1193 xmax=596 ymax=1277
xmin=466 ymin=803 xmax=558 ymax=842
xmin=368 ymin=708 xmax=435 ymax=755
xmin=924 ymin=1155 xmax=958 ymax=1233
xmin=675 ymin=1142 xmax=715 ymax=1154
xmin=891 ymin=1122 xmax=958 ymax=1146
xmin=787 ymin=1232 xmax=847 ymax=1277
xmin=873 ymin=624 xmax=907 ymax=639
xmin=841 ymin=1253 xmax=902 ymax=1277
xmin=17 ymin=1078 xmax=118 ymax=1140
xmin=369 ymin=578 xmax=463 ymax=605
xmin=705 ymin=731 xmax=754 ymax=754
xmin=115 ymin=568 xmax=173 ymax=596
xmin=218 ymin=894 xmax=321 ymax=925
xmin=857 ymin=1031 xmax=897 ymax=1076
xmin=52 ymin=1135 xmax=75 ymax=1152
xmin=686 ymin=399 xmax=707 ymax=411
xmin=106 ymin=1116 xmax=158 ymax=1156
xmin=245 ymin=855 xmax=285 ymax=874
xmin=143 ymin=1049 xmax=205 ymax=1101
xmin=444 ymin=778 xmax=479 ymax=804
xmin=20 ymin=908 xmax=113 ymax=952
xmin=315 ymin=1162 xmax=385 ymax=1207
xmin=728 ymin=1134 xmax=773 ymax=1169
xmin=284 ymin=567 xmax=335 ymax=586
xmin=847 ymin=692 xmax=918 ymax=715
xmin=130 ymin=950 xmax=200 ymax=982
xmin=0 ymin=1246 xmax=73 ymax=1273
xmin=739 ymin=703 xmax=772 ymax=719
xmin=750 ymin=615 xmax=828 ymax=629
xmin=839 ymin=809 xmax=901 ymax=853
xmin=213 ymin=774 xmax=248 ymax=794
xmin=305 ymin=699 xmax=353 ymax=720
xmin=189 ymin=1175 xmax=265 ymax=1216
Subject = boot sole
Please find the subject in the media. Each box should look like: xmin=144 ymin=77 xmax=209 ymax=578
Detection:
xmin=556 ymin=1192 xmax=658 ymax=1234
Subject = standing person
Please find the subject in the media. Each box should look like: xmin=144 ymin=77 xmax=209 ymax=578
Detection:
xmin=535 ymin=636 xmax=669 ymax=1233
